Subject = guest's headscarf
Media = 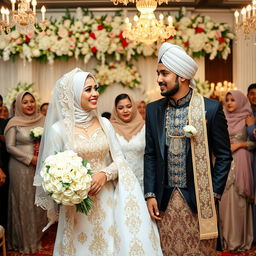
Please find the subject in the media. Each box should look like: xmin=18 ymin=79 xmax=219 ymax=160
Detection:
xmin=110 ymin=94 xmax=144 ymax=141
xmin=158 ymin=42 xmax=198 ymax=88
xmin=224 ymin=90 xmax=252 ymax=135
xmin=224 ymin=90 xmax=254 ymax=201
xmin=4 ymin=91 xmax=44 ymax=135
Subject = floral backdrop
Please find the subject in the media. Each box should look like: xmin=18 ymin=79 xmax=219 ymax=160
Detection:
xmin=0 ymin=8 xmax=234 ymax=94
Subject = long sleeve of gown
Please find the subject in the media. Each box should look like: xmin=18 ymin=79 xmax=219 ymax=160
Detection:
xmin=5 ymin=127 xmax=33 ymax=166
xmin=101 ymin=159 xmax=118 ymax=181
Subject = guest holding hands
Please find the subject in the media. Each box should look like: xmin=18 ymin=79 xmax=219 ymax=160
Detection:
xmin=4 ymin=91 xmax=47 ymax=254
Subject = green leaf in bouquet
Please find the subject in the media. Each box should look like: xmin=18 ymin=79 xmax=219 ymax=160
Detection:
xmin=76 ymin=197 xmax=93 ymax=215
xmin=82 ymin=159 xmax=88 ymax=167
xmin=61 ymin=182 xmax=71 ymax=188
xmin=45 ymin=165 xmax=50 ymax=173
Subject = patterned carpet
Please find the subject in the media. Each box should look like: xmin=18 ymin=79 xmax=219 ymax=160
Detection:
xmin=2 ymin=226 xmax=256 ymax=256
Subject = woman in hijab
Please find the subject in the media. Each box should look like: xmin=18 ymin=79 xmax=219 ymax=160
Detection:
xmin=110 ymin=93 xmax=145 ymax=190
xmin=4 ymin=91 xmax=47 ymax=254
xmin=34 ymin=68 xmax=162 ymax=256
xmin=219 ymin=90 xmax=255 ymax=252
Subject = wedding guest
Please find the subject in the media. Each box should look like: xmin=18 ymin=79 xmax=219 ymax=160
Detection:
xmin=137 ymin=100 xmax=146 ymax=120
xmin=220 ymin=90 xmax=255 ymax=252
xmin=111 ymin=93 xmax=145 ymax=190
xmin=246 ymin=83 xmax=256 ymax=243
xmin=0 ymin=106 xmax=9 ymax=119
xmin=101 ymin=111 xmax=111 ymax=120
xmin=4 ymin=91 xmax=47 ymax=254
xmin=34 ymin=68 xmax=163 ymax=256
xmin=0 ymin=117 xmax=9 ymax=230
xmin=9 ymin=100 xmax=16 ymax=118
xmin=40 ymin=102 xmax=49 ymax=117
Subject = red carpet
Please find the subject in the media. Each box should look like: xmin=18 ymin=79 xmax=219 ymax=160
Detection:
xmin=3 ymin=226 xmax=256 ymax=256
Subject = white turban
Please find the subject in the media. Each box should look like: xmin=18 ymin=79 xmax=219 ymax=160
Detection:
xmin=158 ymin=42 xmax=198 ymax=87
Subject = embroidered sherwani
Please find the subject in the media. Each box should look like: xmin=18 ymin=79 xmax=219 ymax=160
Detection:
xmin=144 ymin=89 xmax=232 ymax=256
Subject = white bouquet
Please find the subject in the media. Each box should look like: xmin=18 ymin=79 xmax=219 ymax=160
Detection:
xmin=40 ymin=150 xmax=93 ymax=214
xmin=183 ymin=125 xmax=198 ymax=138
xmin=30 ymin=127 xmax=44 ymax=141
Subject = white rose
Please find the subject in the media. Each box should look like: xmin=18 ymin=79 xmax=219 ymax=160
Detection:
xmin=183 ymin=125 xmax=198 ymax=138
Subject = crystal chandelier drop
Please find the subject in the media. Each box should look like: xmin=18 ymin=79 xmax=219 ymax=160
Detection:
xmin=234 ymin=0 xmax=256 ymax=34
xmin=0 ymin=0 xmax=46 ymax=35
xmin=111 ymin=0 xmax=180 ymax=5
xmin=123 ymin=0 xmax=176 ymax=45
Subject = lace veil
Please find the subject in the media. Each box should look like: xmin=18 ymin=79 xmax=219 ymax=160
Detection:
xmin=33 ymin=67 xmax=97 ymax=225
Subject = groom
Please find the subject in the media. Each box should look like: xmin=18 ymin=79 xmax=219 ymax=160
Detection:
xmin=144 ymin=42 xmax=232 ymax=255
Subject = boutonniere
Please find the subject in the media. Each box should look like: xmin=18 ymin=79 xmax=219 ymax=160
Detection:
xmin=183 ymin=125 xmax=198 ymax=138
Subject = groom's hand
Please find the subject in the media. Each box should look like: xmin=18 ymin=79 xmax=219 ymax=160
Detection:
xmin=147 ymin=198 xmax=161 ymax=221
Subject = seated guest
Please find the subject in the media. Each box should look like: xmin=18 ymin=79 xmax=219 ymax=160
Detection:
xmin=4 ymin=91 xmax=47 ymax=254
xmin=40 ymin=102 xmax=49 ymax=116
xmin=220 ymin=90 xmax=255 ymax=252
xmin=137 ymin=100 xmax=146 ymax=120
xmin=111 ymin=93 xmax=145 ymax=190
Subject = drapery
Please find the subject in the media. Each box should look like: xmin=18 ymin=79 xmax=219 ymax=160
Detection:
xmin=0 ymin=56 xmax=205 ymax=113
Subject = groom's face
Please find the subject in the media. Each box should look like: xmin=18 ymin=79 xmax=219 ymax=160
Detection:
xmin=157 ymin=63 xmax=179 ymax=97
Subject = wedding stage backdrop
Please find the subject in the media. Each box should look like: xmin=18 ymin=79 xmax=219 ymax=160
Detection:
xmin=0 ymin=56 xmax=205 ymax=113
xmin=0 ymin=8 xmax=255 ymax=113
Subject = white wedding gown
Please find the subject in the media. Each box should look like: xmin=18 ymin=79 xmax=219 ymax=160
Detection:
xmin=53 ymin=126 xmax=162 ymax=256
xmin=116 ymin=125 xmax=145 ymax=191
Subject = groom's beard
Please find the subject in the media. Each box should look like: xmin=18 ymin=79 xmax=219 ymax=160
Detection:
xmin=160 ymin=76 xmax=180 ymax=97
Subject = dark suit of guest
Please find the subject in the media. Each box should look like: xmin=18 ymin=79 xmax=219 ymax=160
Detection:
xmin=144 ymin=96 xmax=232 ymax=213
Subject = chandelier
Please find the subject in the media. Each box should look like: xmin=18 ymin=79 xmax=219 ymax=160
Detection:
xmin=234 ymin=0 xmax=256 ymax=34
xmin=0 ymin=0 xmax=46 ymax=35
xmin=123 ymin=0 xmax=176 ymax=45
xmin=111 ymin=0 xmax=178 ymax=5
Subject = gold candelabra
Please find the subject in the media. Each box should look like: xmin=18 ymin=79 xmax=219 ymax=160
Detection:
xmin=211 ymin=81 xmax=237 ymax=102
xmin=234 ymin=0 xmax=256 ymax=34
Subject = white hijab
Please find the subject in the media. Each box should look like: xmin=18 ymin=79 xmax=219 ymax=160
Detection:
xmin=73 ymin=72 xmax=94 ymax=125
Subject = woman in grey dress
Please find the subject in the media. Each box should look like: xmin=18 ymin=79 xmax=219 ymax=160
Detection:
xmin=4 ymin=91 xmax=47 ymax=254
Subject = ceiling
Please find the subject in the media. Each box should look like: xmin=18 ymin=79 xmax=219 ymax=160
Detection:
xmin=0 ymin=0 xmax=251 ymax=10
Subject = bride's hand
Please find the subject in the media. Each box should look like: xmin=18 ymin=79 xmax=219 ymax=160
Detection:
xmin=88 ymin=172 xmax=107 ymax=196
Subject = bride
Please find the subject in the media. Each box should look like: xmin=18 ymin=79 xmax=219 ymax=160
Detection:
xmin=33 ymin=68 xmax=162 ymax=256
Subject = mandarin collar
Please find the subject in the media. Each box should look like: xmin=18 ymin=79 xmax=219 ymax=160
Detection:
xmin=169 ymin=89 xmax=192 ymax=107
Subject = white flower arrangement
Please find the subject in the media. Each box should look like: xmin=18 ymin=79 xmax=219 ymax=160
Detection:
xmin=4 ymin=82 xmax=40 ymax=109
xmin=94 ymin=62 xmax=141 ymax=93
xmin=183 ymin=125 xmax=198 ymax=138
xmin=167 ymin=8 xmax=234 ymax=60
xmin=30 ymin=127 xmax=44 ymax=141
xmin=0 ymin=8 xmax=234 ymax=63
xmin=195 ymin=79 xmax=214 ymax=98
xmin=41 ymin=150 xmax=93 ymax=214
